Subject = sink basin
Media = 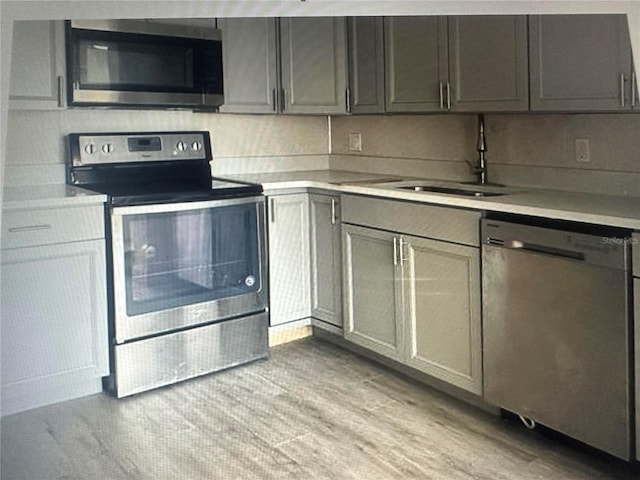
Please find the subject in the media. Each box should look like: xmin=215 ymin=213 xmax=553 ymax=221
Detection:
xmin=399 ymin=185 xmax=506 ymax=197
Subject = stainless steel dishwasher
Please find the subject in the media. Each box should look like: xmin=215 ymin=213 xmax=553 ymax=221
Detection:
xmin=481 ymin=217 xmax=631 ymax=460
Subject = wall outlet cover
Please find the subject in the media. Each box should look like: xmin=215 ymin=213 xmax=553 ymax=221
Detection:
xmin=348 ymin=132 xmax=362 ymax=152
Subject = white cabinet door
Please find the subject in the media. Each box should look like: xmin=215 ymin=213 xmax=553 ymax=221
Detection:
xmin=342 ymin=224 xmax=404 ymax=362
xmin=1 ymin=240 xmax=108 ymax=416
xmin=309 ymin=194 xmax=342 ymax=328
xmin=268 ymin=194 xmax=311 ymax=326
xmin=403 ymin=235 xmax=482 ymax=394
xmin=218 ymin=18 xmax=279 ymax=113
xmin=9 ymin=21 xmax=65 ymax=110
xmin=280 ymin=17 xmax=348 ymax=114
xmin=529 ymin=15 xmax=635 ymax=111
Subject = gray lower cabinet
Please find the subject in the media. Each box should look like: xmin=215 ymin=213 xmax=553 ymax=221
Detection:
xmin=347 ymin=17 xmax=385 ymax=114
xmin=403 ymin=235 xmax=482 ymax=394
xmin=343 ymin=225 xmax=404 ymax=361
xmin=267 ymin=194 xmax=311 ymax=326
xmin=309 ymin=194 xmax=342 ymax=328
xmin=0 ymin=205 xmax=108 ymax=416
xmin=341 ymin=195 xmax=482 ymax=394
xmin=218 ymin=18 xmax=279 ymax=113
xmin=9 ymin=20 xmax=65 ymax=110
xmin=633 ymin=233 xmax=639 ymax=461
xmin=529 ymin=14 xmax=637 ymax=111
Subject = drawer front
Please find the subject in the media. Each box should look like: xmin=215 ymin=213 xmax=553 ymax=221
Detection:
xmin=2 ymin=205 xmax=104 ymax=249
xmin=341 ymin=195 xmax=480 ymax=246
xmin=633 ymin=233 xmax=639 ymax=277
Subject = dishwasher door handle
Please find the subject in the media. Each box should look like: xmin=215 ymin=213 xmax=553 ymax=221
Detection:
xmin=490 ymin=238 xmax=585 ymax=261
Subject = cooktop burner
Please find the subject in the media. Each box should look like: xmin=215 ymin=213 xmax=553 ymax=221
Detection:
xmin=66 ymin=131 xmax=261 ymax=205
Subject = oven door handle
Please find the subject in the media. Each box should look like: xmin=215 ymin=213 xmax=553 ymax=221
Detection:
xmin=112 ymin=195 xmax=265 ymax=216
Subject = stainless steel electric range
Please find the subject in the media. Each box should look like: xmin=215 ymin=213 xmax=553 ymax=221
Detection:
xmin=67 ymin=131 xmax=269 ymax=398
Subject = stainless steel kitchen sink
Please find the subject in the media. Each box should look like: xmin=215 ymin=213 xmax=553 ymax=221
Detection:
xmin=398 ymin=185 xmax=506 ymax=197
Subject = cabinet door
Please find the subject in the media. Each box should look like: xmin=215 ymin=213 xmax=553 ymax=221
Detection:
xmin=342 ymin=225 xmax=403 ymax=362
xmin=403 ymin=235 xmax=482 ymax=394
xmin=635 ymin=278 xmax=640 ymax=461
xmin=385 ymin=16 xmax=448 ymax=113
xmin=448 ymin=16 xmax=528 ymax=112
xmin=280 ymin=17 xmax=348 ymax=114
xmin=1 ymin=240 xmax=108 ymax=416
xmin=309 ymin=194 xmax=342 ymax=328
xmin=347 ymin=17 xmax=385 ymax=114
xmin=9 ymin=21 xmax=65 ymax=110
xmin=529 ymin=15 xmax=633 ymax=111
xmin=218 ymin=18 xmax=279 ymax=113
xmin=268 ymin=194 xmax=311 ymax=326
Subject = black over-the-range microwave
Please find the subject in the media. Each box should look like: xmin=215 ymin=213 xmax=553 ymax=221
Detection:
xmin=66 ymin=20 xmax=224 ymax=109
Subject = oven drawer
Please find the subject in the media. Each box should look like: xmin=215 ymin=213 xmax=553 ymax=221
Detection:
xmin=1 ymin=205 xmax=104 ymax=249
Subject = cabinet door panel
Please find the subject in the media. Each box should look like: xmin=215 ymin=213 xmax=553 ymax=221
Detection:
xmin=10 ymin=21 xmax=65 ymax=109
xmin=404 ymin=236 xmax=481 ymax=394
xmin=309 ymin=195 xmax=342 ymax=327
xmin=449 ymin=16 xmax=528 ymax=111
xmin=385 ymin=16 xmax=448 ymax=112
xmin=1 ymin=241 xmax=108 ymax=415
xmin=348 ymin=17 xmax=385 ymax=113
xmin=343 ymin=225 xmax=403 ymax=361
xmin=280 ymin=17 xmax=348 ymax=114
xmin=218 ymin=18 xmax=278 ymax=113
xmin=529 ymin=14 xmax=632 ymax=111
xmin=268 ymin=194 xmax=310 ymax=326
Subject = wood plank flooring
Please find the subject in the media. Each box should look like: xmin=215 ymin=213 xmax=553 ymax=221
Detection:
xmin=1 ymin=337 xmax=637 ymax=479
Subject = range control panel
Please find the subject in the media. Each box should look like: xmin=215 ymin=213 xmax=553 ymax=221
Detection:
xmin=70 ymin=132 xmax=211 ymax=166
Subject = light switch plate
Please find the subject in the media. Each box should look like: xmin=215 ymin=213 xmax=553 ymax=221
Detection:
xmin=348 ymin=132 xmax=362 ymax=152
xmin=575 ymin=138 xmax=591 ymax=163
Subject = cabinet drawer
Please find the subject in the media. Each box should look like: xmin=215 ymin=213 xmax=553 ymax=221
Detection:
xmin=633 ymin=233 xmax=639 ymax=277
xmin=2 ymin=205 xmax=104 ymax=249
xmin=341 ymin=195 xmax=480 ymax=246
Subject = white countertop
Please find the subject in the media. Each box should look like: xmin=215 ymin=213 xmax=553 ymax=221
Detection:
xmin=220 ymin=170 xmax=640 ymax=230
xmin=2 ymin=185 xmax=107 ymax=210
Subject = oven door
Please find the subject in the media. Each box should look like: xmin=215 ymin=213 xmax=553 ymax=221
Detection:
xmin=110 ymin=196 xmax=267 ymax=343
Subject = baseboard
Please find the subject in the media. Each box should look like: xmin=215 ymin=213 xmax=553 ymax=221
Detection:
xmin=269 ymin=318 xmax=313 ymax=347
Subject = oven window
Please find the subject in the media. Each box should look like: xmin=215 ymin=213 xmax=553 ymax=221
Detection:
xmin=122 ymin=203 xmax=261 ymax=316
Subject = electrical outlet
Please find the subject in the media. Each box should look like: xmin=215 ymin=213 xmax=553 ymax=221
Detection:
xmin=348 ymin=132 xmax=362 ymax=152
xmin=575 ymin=138 xmax=591 ymax=163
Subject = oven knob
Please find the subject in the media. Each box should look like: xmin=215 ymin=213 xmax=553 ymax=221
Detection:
xmin=191 ymin=141 xmax=202 ymax=151
xmin=84 ymin=144 xmax=97 ymax=155
xmin=102 ymin=143 xmax=114 ymax=154
xmin=176 ymin=141 xmax=187 ymax=152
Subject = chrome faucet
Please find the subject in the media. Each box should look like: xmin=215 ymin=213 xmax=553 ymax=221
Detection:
xmin=468 ymin=113 xmax=488 ymax=184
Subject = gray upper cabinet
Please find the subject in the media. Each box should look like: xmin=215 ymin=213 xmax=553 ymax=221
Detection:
xmin=385 ymin=15 xmax=528 ymax=113
xmin=219 ymin=17 xmax=348 ymax=114
xmin=347 ymin=17 xmax=385 ymax=114
xmin=529 ymin=15 xmax=636 ymax=111
xmin=385 ymin=16 xmax=448 ymax=113
xmin=9 ymin=21 xmax=66 ymax=110
xmin=448 ymin=16 xmax=528 ymax=112
xmin=280 ymin=17 xmax=348 ymax=114
xmin=218 ymin=18 xmax=279 ymax=113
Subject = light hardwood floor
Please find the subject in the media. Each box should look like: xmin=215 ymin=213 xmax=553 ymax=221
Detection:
xmin=1 ymin=337 xmax=637 ymax=479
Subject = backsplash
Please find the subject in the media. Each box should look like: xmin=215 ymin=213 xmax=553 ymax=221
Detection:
xmin=4 ymin=109 xmax=330 ymax=182
xmin=330 ymin=113 xmax=640 ymax=196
